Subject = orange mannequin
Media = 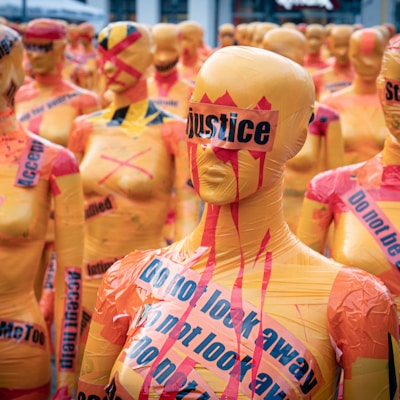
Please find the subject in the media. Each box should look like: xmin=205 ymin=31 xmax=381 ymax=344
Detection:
xmin=67 ymin=21 xmax=200 ymax=366
xmin=212 ymin=23 xmax=235 ymax=53
xmin=304 ymin=23 xmax=330 ymax=74
xmin=177 ymin=21 xmax=205 ymax=83
xmin=262 ymin=28 xmax=344 ymax=233
xmin=321 ymin=27 xmax=388 ymax=166
xmin=14 ymin=19 xmax=99 ymax=348
xmin=77 ymin=46 xmax=398 ymax=400
xmin=234 ymin=23 xmax=248 ymax=46
xmin=147 ymin=23 xmax=194 ymax=118
xmin=312 ymin=24 xmax=355 ymax=101
xmin=76 ymin=22 xmax=99 ymax=92
xmin=297 ymin=33 xmax=400 ymax=337
xmin=147 ymin=22 xmax=196 ymax=245
xmin=0 ymin=25 xmax=84 ymax=399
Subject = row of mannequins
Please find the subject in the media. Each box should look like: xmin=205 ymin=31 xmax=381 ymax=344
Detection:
xmin=0 ymin=15 xmax=400 ymax=400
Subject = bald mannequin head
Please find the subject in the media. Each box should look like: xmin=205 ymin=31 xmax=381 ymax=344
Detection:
xmin=262 ymin=28 xmax=307 ymax=65
xmin=152 ymin=23 xmax=180 ymax=75
xmin=97 ymin=21 xmax=153 ymax=93
xmin=178 ymin=20 xmax=204 ymax=57
xmin=0 ymin=25 xmax=24 ymax=109
xmin=328 ymin=24 xmax=354 ymax=66
xmin=305 ymin=23 xmax=325 ymax=55
xmin=217 ymin=23 xmax=235 ymax=48
xmin=349 ymin=28 xmax=386 ymax=82
xmin=188 ymin=46 xmax=315 ymax=201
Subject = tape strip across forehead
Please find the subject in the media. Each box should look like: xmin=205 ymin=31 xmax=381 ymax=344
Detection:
xmin=359 ymin=30 xmax=376 ymax=55
xmin=25 ymin=23 xmax=66 ymax=40
xmin=186 ymin=102 xmax=279 ymax=151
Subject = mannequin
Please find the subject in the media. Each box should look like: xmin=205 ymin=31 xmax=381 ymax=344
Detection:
xmin=234 ymin=23 xmax=247 ymax=45
xmin=262 ymin=27 xmax=344 ymax=233
xmin=147 ymin=22 xmax=196 ymax=245
xmin=213 ymin=23 xmax=235 ymax=53
xmin=76 ymin=22 xmax=98 ymax=92
xmin=261 ymin=27 xmax=307 ymax=65
xmin=177 ymin=20 xmax=205 ymax=82
xmin=0 ymin=25 xmax=84 ymax=399
xmin=297 ymin=33 xmax=400 ymax=332
xmin=304 ymin=23 xmax=330 ymax=74
xmin=67 ymin=21 xmax=200 ymax=362
xmin=77 ymin=46 xmax=398 ymax=399
xmin=312 ymin=24 xmax=355 ymax=101
xmin=65 ymin=23 xmax=83 ymax=64
xmin=14 ymin=18 xmax=99 ymax=323
xmin=251 ymin=22 xmax=278 ymax=48
xmin=147 ymin=22 xmax=194 ymax=118
xmin=321 ymin=27 xmax=388 ymax=165
xmin=15 ymin=18 xmax=100 ymax=148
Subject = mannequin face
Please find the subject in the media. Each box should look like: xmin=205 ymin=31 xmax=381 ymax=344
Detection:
xmin=178 ymin=21 xmax=203 ymax=57
xmin=379 ymin=36 xmax=400 ymax=141
xmin=218 ymin=24 xmax=235 ymax=47
xmin=305 ymin=24 xmax=324 ymax=55
xmin=98 ymin=22 xmax=153 ymax=93
xmin=349 ymin=28 xmax=385 ymax=82
xmin=79 ymin=22 xmax=95 ymax=47
xmin=23 ymin=19 xmax=66 ymax=75
xmin=329 ymin=25 xmax=353 ymax=66
xmin=235 ymin=23 xmax=247 ymax=46
xmin=152 ymin=23 xmax=180 ymax=75
xmin=187 ymin=47 xmax=314 ymax=204
xmin=0 ymin=26 xmax=24 ymax=108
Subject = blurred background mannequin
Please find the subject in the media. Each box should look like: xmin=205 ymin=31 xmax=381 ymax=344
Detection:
xmin=297 ymin=33 xmax=400 ymax=335
xmin=77 ymin=46 xmax=398 ymax=400
xmin=304 ymin=23 xmax=330 ymax=74
xmin=148 ymin=22 xmax=193 ymax=118
xmin=67 ymin=21 xmax=200 ymax=364
xmin=177 ymin=20 xmax=205 ymax=82
xmin=147 ymin=22 xmax=195 ymax=245
xmin=312 ymin=24 xmax=355 ymax=101
xmin=212 ymin=22 xmax=235 ymax=53
xmin=65 ymin=23 xmax=83 ymax=64
xmin=0 ymin=25 xmax=84 ymax=399
xmin=14 ymin=18 xmax=99 ymax=332
xmin=321 ymin=27 xmax=388 ymax=166
xmin=15 ymin=18 xmax=100 ymax=148
xmin=234 ymin=22 xmax=248 ymax=45
xmin=76 ymin=22 xmax=98 ymax=92
xmin=251 ymin=21 xmax=278 ymax=48
xmin=262 ymin=27 xmax=344 ymax=233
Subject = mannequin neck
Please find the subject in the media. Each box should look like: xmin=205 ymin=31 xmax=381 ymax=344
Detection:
xmin=155 ymin=68 xmax=179 ymax=84
xmin=181 ymin=52 xmax=199 ymax=66
xmin=306 ymin=51 xmax=322 ymax=61
xmin=113 ymin=78 xmax=148 ymax=109
xmin=187 ymin=176 xmax=293 ymax=259
xmin=33 ymin=66 xmax=63 ymax=86
xmin=352 ymin=74 xmax=378 ymax=95
xmin=333 ymin=60 xmax=351 ymax=70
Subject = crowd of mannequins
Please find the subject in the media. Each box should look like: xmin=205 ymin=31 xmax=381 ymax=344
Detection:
xmin=0 ymin=14 xmax=399 ymax=400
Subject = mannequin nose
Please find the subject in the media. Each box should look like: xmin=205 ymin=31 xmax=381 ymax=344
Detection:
xmin=102 ymin=60 xmax=117 ymax=75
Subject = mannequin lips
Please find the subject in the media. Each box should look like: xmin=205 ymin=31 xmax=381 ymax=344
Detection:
xmin=154 ymin=58 xmax=179 ymax=72
xmin=202 ymin=165 xmax=227 ymax=183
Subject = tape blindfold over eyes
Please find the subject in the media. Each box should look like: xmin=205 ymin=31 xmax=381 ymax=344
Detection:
xmin=24 ymin=42 xmax=54 ymax=53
